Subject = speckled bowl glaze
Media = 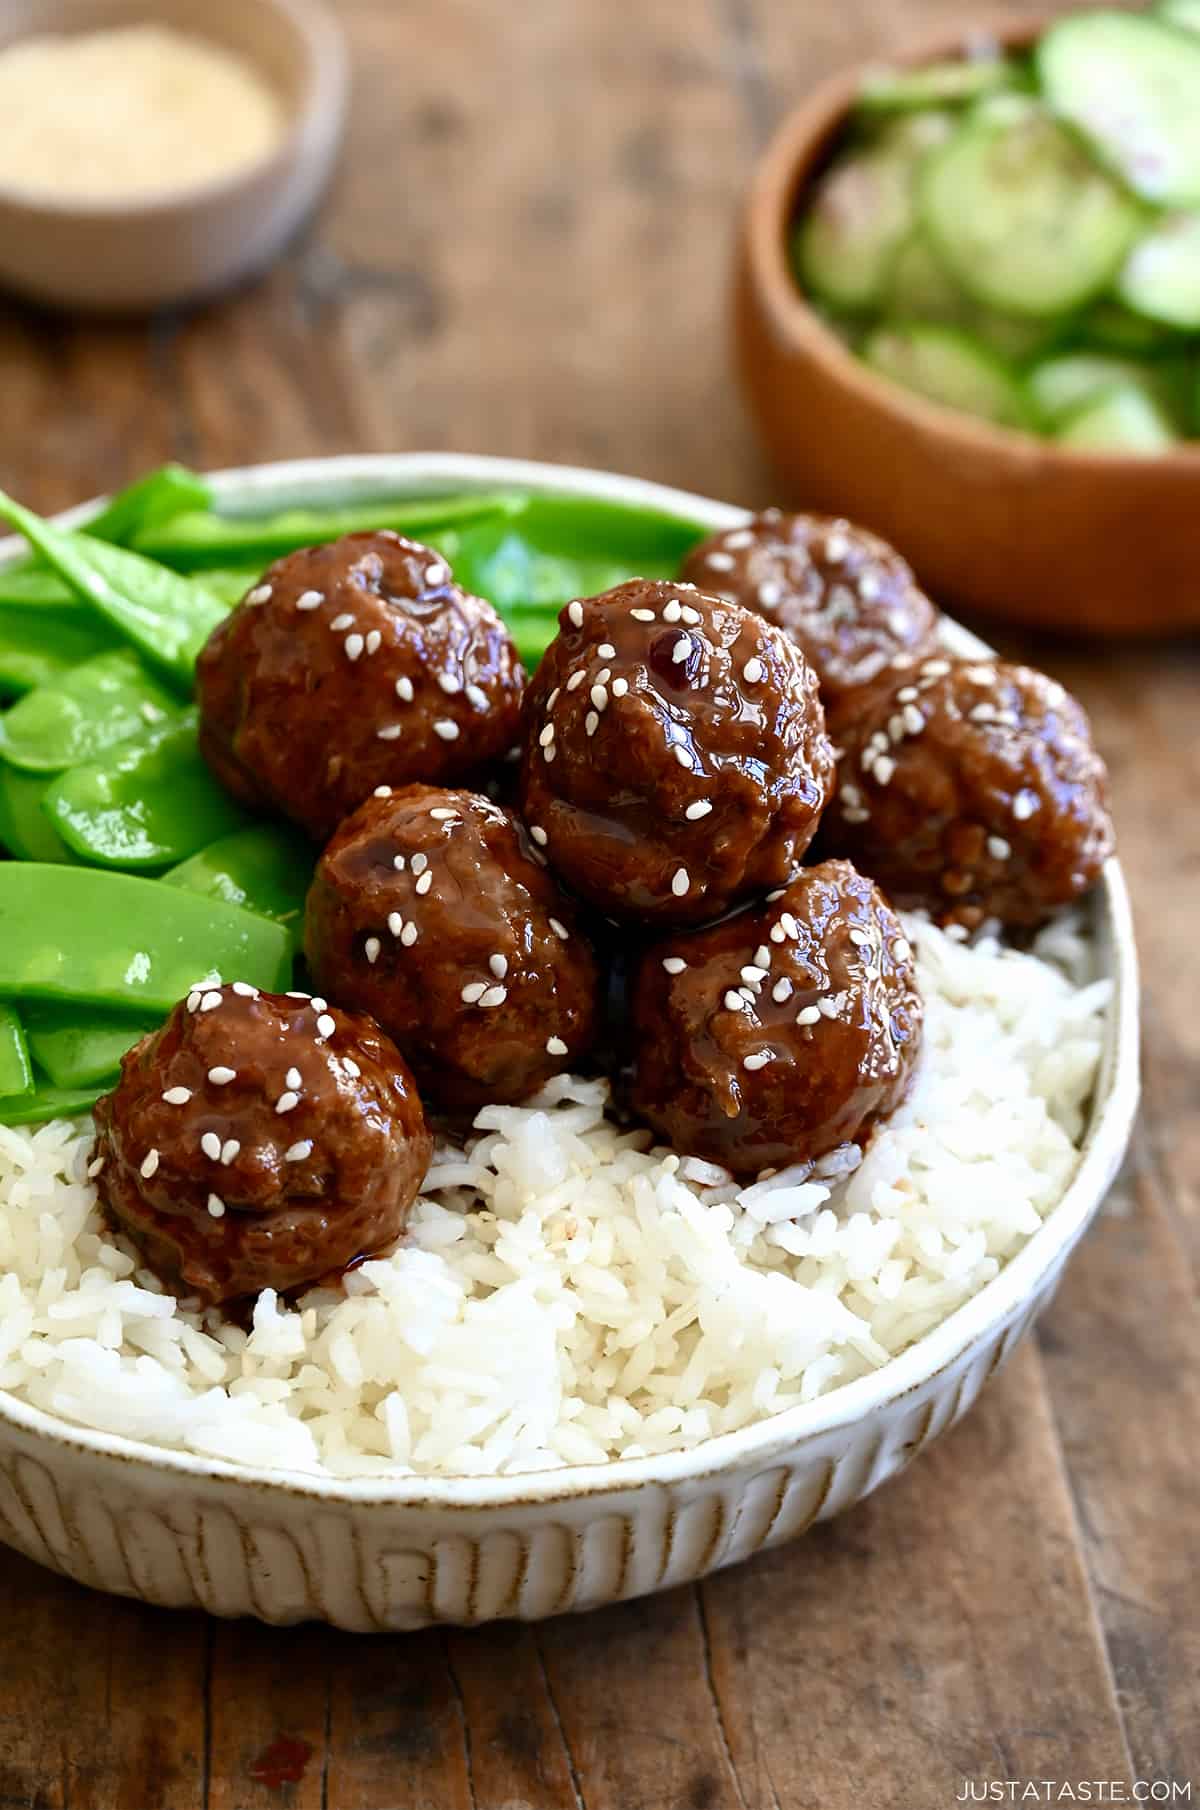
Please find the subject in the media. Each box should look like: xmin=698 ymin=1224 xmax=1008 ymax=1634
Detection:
xmin=0 ymin=454 xmax=1139 ymax=1631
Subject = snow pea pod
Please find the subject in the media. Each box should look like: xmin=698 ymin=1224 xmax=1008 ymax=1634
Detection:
xmin=0 ymin=866 xmax=293 ymax=1009
xmin=0 ymin=649 xmax=180 ymax=774
xmin=0 ymin=490 xmax=228 ymax=691
xmin=20 ymin=1001 xmax=153 ymax=1090
xmin=82 ymin=464 xmax=213 ymax=548
xmin=45 ymin=710 xmax=248 ymax=870
xmin=133 ymin=490 xmax=527 ymax=569
xmin=0 ymin=603 xmax=119 ymax=698
xmin=165 ymin=823 xmax=314 ymax=939
xmin=0 ymin=766 xmax=77 ymax=863
xmin=0 ymin=1082 xmax=99 ymax=1126
xmin=0 ymin=1003 xmax=33 ymax=1097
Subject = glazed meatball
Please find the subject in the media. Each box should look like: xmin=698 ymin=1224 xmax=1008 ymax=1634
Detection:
xmin=629 ymin=860 xmax=921 ymax=1177
xmin=820 ymin=655 xmax=1115 ymax=929
xmin=518 ymin=579 xmax=834 ymax=927
xmin=91 ymin=986 xmax=432 ymax=1306
xmin=305 ymin=784 xmax=601 ymax=1110
xmin=197 ymin=532 xmax=525 ymax=841
xmin=680 ymin=511 xmax=940 ymax=721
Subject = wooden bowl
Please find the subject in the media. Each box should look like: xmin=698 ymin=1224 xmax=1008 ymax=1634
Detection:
xmin=0 ymin=0 xmax=347 ymax=313
xmin=734 ymin=13 xmax=1200 ymax=637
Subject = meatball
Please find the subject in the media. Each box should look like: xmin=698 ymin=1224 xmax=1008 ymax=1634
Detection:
xmin=518 ymin=579 xmax=834 ymax=927
xmin=305 ymin=784 xmax=601 ymax=1109
xmin=91 ymin=986 xmax=432 ymax=1306
xmin=197 ymin=532 xmax=525 ymax=841
xmin=680 ymin=511 xmax=940 ymax=720
xmin=629 ymin=860 xmax=921 ymax=1177
xmin=820 ymin=655 xmax=1115 ymax=929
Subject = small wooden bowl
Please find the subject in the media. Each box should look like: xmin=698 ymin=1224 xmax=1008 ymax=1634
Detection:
xmin=0 ymin=0 xmax=347 ymax=313
xmin=735 ymin=13 xmax=1200 ymax=637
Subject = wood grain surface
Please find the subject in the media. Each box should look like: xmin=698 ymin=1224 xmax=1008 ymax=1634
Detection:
xmin=0 ymin=1 xmax=1196 ymax=1806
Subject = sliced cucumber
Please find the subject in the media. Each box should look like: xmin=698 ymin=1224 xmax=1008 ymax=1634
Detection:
xmin=1079 ymin=297 xmax=1185 ymax=355
xmin=794 ymin=118 xmax=951 ymax=311
xmin=1038 ymin=10 xmax=1200 ymax=208
xmin=1117 ymin=211 xmax=1200 ymax=328
xmin=862 ymin=322 xmax=1031 ymax=428
xmin=1054 ymin=384 xmax=1178 ymax=453
xmin=967 ymin=90 xmax=1041 ymax=131
xmin=1027 ymin=352 xmax=1178 ymax=426
xmin=1157 ymin=0 xmax=1200 ymax=35
xmin=921 ymin=110 xmax=1141 ymax=317
xmin=885 ymin=233 xmax=1063 ymax=361
xmin=857 ymin=56 xmax=1017 ymax=116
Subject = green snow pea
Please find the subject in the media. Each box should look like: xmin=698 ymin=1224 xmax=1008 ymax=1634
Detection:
xmin=0 ymin=1003 xmax=33 ymax=1097
xmin=45 ymin=710 xmax=248 ymax=870
xmin=0 ymin=603 xmax=120 ymax=698
xmin=0 ymin=766 xmax=77 ymax=863
xmin=165 ymin=824 xmax=314 ymax=939
xmin=20 ymin=1001 xmax=153 ymax=1090
xmin=135 ymin=490 xmax=527 ymax=569
xmin=0 ymin=1082 xmax=100 ymax=1126
xmin=0 ymin=649 xmax=180 ymax=774
xmin=0 ymin=865 xmax=293 ymax=1010
xmin=0 ymin=489 xmax=228 ymax=690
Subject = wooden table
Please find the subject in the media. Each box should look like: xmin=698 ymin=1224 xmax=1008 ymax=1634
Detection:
xmin=0 ymin=1 xmax=1196 ymax=1805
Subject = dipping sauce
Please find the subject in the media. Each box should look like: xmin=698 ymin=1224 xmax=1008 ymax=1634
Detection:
xmin=0 ymin=25 xmax=286 ymax=203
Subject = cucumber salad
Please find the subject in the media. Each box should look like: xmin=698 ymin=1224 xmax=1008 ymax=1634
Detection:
xmin=793 ymin=4 xmax=1200 ymax=452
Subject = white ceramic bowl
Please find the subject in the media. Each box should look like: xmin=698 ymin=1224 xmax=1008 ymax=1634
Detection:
xmin=0 ymin=454 xmax=1139 ymax=1631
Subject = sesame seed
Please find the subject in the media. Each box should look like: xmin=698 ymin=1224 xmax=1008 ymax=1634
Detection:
xmin=546 ymin=1036 xmax=568 ymax=1057
xmin=568 ymin=601 xmax=584 ymax=627
xmin=539 ymin=723 xmax=556 ymax=748
xmin=742 ymin=657 xmax=765 ymax=684
xmin=741 ymin=965 xmax=766 ymax=985
xmin=285 ymin=1142 xmax=313 ymax=1163
xmin=286 ymin=991 xmax=311 ymax=1000
xmin=724 ymin=990 xmax=746 ymax=1011
xmin=479 ymin=985 xmax=508 ymax=1009
xmin=743 ymin=1051 xmax=772 ymax=1071
xmin=680 ymin=605 xmax=702 ymax=625
xmin=316 ymin=1013 xmax=336 ymax=1039
xmin=896 ymin=686 xmax=919 ymax=704
xmin=374 ymin=785 xmax=393 ymax=798
xmin=585 ymin=711 xmax=599 ymax=737
xmin=388 ymin=911 xmax=405 ymax=938
xmin=377 ymin=724 xmax=402 ymax=740
xmin=220 ymin=1140 xmax=240 ymax=1165
xmin=549 ymin=917 xmax=569 ymax=940
xmin=566 ymin=670 xmax=587 ymax=691
xmin=425 ymin=561 xmax=448 ymax=585
xmin=344 ymin=634 xmax=365 ymax=660
xmin=438 ymin=673 xmax=462 ymax=695
xmin=671 ymin=635 xmax=693 ymax=663
xmin=825 ymin=532 xmax=849 ymax=563
xmin=724 ymin=529 xmax=754 ymax=549
xmin=275 ymin=1092 xmax=300 ymax=1115
xmin=662 ymin=956 xmax=687 ymax=974
xmin=200 ymin=991 xmax=223 ymax=1012
xmin=859 ymin=573 xmax=881 ymax=602
xmin=674 ymin=745 xmax=694 ymax=769
xmin=988 ymin=835 xmax=1012 ymax=859
xmin=434 ymin=720 xmax=460 ymax=741
xmin=395 ymin=677 xmax=415 ymax=703
xmin=410 ymin=852 xmax=428 ymax=875
xmin=461 ymin=982 xmax=487 ymax=1004
xmin=430 ymin=807 xmax=457 ymax=821
xmin=163 ymin=1087 xmax=192 ymax=1105
xmin=365 ymin=631 xmax=382 ymax=656
xmin=87 ymin=1157 xmax=105 ymax=1179
xmin=140 ymin=1149 xmax=160 ymax=1179
xmin=186 ymin=992 xmax=201 ymax=1013
xmin=490 ymin=953 xmax=509 ymax=978
xmin=597 ymin=643 xmax=616 ymax=659
xmin=818 ymin=994 xmax=842 ymax=1018
xmin=611 ymin=677 xmax=629 ymax=698
xmin=892 ymin=937 xmax=911 ymax=962
xmin=685 ymin=799 xmax=712 ymax=820
xmin=706 ymin=551 xmax=735 ymax=571
xmin=415 ymin=871 xmax=432 ymax=895
xmin=873 ymin=755 xmax=896 ymax=785
xmin=780 ymin=912 xmax=799 ymax=940
xmin=663 ymin=599 xmax=683 ymax=623
xmin=772 ymin=978 xmax=793 ymax=1003
xmin=365 ymin=936 xmax=381 ymax=963
xmin=232 ymin=982 xmax=259 ymax=998
xmin=770 ymin=925 xmax=786 ymax=944
xmin=400 ymin=923 xmax=418 ymax=947
xmin=296 ymin=589 xmax=324 ymax=611
xmin=754 ymin=945 xmax=772 ymax=968
xmin=902 ymin=704 xmax=924 ymax=735
xmin=591 ymin=684 xmax=609 ymax=710
xmin=201 ymin=1132 xmax=222 ymax=1161
xmin=758 ymin=581 xmax=782 ymax=609
xmin=921 ymin=659 xmax=951 ymax=678
xmin=208 ymin=1067 xmax=236 ymax=1086
xmin=849 ymin=928 xmax=869 ymax=947
xmin=797 ymin=1005 xmax=821 ymax=1026
xmin=631 ymin=607 xmax=656 ymax=622
xmin=671 ymin=867 xmax=690 ymax=897
xmin=247 ymin=584 xmax=272 ymax=605
xmin=208 ymin=1195 xmax=225 ymax=1219
xmin=330 ymin=612 xmax=354 ymax=631
xmin=530 ymin=825 xmax=548 ymax=846
xmin=286 ymin=1068 xmax=302 ymax=1090
xmin=1013 ymin=791 xmax=1040 ymax=821
xmin=311 ymin=998 xmax=327 ymax=1012
xmin=466 ymin=684 xmax=489 ymax=709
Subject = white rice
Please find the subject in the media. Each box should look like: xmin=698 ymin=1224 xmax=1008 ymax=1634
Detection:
xmin=0 ymin=914 xmax=1109 ymax=1479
